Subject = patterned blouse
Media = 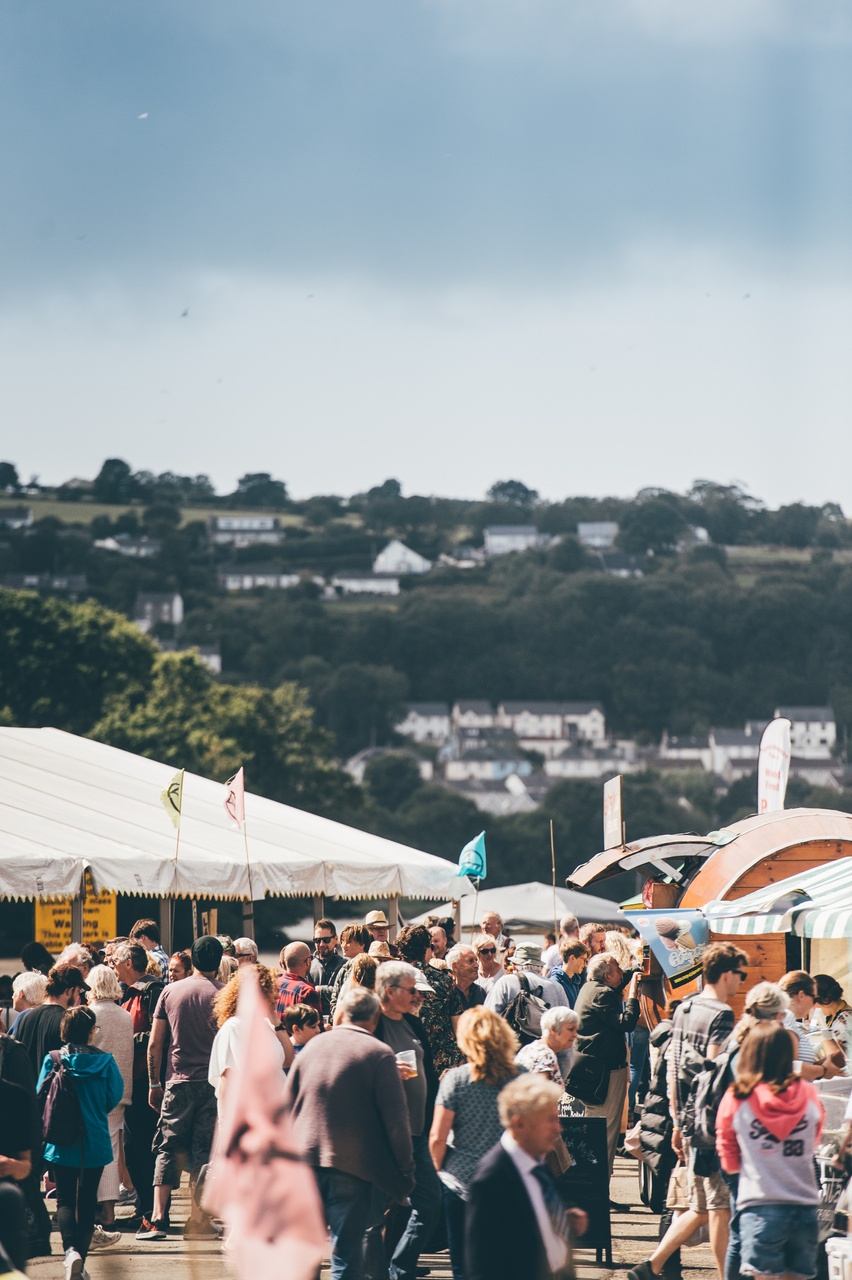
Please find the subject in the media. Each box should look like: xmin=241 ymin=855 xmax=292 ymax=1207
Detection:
xmin=414 ymin=961 xmax=465 ymax=1072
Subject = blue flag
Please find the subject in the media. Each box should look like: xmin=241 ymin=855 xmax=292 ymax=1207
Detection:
xmin=459 ymin=830 xmax=487 ymax=880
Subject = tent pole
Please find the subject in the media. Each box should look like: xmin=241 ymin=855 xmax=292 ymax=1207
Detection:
xmin=452 ymin=899 xmax=461 ymax=942
xmin=241 ymin=900 xmax=255 ymax=941
xmin=313 ymin=894 xmax=325 ymax=927
xmin=388 ymin=896 xmax=399 ymax=941
xmin=71 ymin=874 xmax=85 ymax=944
xmin=159 ymin=898 xmax=173 ymax=955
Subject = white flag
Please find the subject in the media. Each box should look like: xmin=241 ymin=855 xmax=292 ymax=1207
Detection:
xmin=758 ymin=718 xmax=792 ymax=813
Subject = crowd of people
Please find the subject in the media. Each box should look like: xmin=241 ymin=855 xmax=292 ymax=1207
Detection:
xmin=2 ymin=909 xmax=852 ymax=1280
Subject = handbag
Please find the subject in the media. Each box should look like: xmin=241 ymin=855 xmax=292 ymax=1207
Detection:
xmin=564 ymin=1052 xmax=610 ymax=1107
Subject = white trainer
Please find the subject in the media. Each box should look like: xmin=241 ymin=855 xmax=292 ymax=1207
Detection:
xmin=65 ymin=1248 xmax=83 ymax=1280
xmin=88 ymin=1226 xmax=121 ymax=1251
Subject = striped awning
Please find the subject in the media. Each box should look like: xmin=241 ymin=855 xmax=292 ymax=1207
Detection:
xmin=704 ymin=857 xmax=852 ymax=937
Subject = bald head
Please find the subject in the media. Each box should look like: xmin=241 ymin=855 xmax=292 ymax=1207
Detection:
xmin=282 ymin=942 xmax=312 ymax=978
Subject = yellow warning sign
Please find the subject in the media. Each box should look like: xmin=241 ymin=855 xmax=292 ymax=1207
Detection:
xmin=34 ymin=890 xmax=117 ymax=953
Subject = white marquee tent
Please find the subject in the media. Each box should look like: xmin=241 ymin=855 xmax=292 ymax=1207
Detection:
xmin=0 ymin=728 xmax=473 ymax=908
xmin=413 ymin=880 xmax=625 ymax=935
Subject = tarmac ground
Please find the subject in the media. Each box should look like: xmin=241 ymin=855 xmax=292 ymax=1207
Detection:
xmin=28 ymin=1155 xmax=717 ymax=1280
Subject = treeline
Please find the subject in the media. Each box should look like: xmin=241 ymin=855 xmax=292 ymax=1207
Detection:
xmin=3 ymin=459 xmax=851 ymax=551
xmin=4 ymin=590 xmax=852 ymax=907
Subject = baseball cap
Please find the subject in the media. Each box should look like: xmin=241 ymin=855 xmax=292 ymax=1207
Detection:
xmin=413 ymin=973 xmax=435 ymax=993
xmin=56 ymin=964 xmax=89 ymax=992
xmin=191 ymin=935 xmax=224 ymax=973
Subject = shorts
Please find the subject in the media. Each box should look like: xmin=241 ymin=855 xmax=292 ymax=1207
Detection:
xmin=684 ymin=1136 xmax=730 ymax=1212
xmin=152 ymin=1080 xmax=217 ymax=1187
xmin=738 ymin=1203 xmax=818 ymax=1279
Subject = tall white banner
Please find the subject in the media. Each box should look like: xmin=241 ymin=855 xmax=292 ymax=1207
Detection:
xmin=758 ymin=717 xmax=792 ymax=813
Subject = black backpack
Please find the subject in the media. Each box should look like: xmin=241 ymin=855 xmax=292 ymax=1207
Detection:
xmin=682 ymin=1042 xmax=738 ymax=1150
xmin=38 ymin=1050 xmax=85 ymax=1149
xmin=503 ymin=972 xmax=550 ymax=1046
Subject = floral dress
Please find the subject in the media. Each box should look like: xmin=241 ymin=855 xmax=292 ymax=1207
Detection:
xmin=414 ymin=961 xmax=465 ymax=1072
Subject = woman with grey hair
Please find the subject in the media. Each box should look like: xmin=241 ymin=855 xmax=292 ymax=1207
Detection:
xmin=9 ymin=970 xmax=47 ymax=1035
xmin=86 ymin=965 xmax=134 ymax=1240
xmin=514 ymin=1006 xmax=580 ymax=1085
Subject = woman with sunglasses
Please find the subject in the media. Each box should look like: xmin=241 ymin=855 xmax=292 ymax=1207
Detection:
xmin=472 ymin=935 xmax=505 ymax=994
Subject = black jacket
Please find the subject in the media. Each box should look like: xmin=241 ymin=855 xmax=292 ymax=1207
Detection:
xmin=574 ymin=976 xmax=639 ymax=1069
xmin=638 ymin=1019 xmax=675 ymax=1175
xmin=465 ymin=1141 xmax=559 ymax=1280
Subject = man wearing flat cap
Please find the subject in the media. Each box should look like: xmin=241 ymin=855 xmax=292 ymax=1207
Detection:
xmin=143 ymin=935 xmax=224 ymax=1241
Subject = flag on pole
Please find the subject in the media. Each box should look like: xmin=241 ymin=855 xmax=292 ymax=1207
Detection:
xmin=459 ymin=830 xmax=487 ymax=880
xmin=758 ymin=718 xmax=792 ymax=813
xmin=160 ymin=769 xmax=184 ymax=829
xmin=224 ymin=767 xmax=246 ymax=829
xmin=201 ymin=968 xmax=326 ymax=1280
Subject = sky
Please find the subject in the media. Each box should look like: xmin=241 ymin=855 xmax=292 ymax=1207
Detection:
xmin=2 ymin=0 xmax=851 ymax=507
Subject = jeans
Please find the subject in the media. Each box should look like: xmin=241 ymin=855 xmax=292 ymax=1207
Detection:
xmin=720 ymin=1170 xmax=740 ymax=1280
xmin=53 ymin=1163 xmax=104 ymax=1261
xmin=628 ymin=1025 xmax=651 ymax=1115
xmin=315 ymin=1167 xmax=374 ymax=1280
xmin=442 ymin=1184 xmax=466 ymax=1280
xmin=388 ymin=1133 xmax=442 ymax=1280
xmin=738 ymin=1203 xmax=818 ymax=1280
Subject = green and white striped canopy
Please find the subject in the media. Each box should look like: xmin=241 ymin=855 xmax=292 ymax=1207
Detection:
xmin=704 ymin=857 xmax=852 ymax=938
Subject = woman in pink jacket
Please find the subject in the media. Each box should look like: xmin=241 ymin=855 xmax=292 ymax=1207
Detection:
xmin=716 ymin=1021 xmax=824 ymax=1280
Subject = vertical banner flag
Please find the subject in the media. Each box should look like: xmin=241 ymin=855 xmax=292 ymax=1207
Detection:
xmin=224 ymin=766 xmax=246 ymax=829
xmin=624 ymin=908 xmax=709 ymax=989
xmin=603 ymin=774 xmax=623 ymax=850
xmin=459 ymin=831 xmax=487 ymax=880
xmin=758 ymin=718 xmax=792 ymax=814
xmin=160 ymin=769 xmax=184 ymax=829
xmin=202 ymin=968 xmax=326 ymax=1280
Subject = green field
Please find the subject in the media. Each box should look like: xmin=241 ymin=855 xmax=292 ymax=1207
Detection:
xmin=0 ymin=498 xmax=308 ymax=530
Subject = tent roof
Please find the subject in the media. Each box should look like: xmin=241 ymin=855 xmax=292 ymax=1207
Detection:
xmin=0 ymin=728 xmax=473 ymax=903
xmin=412 ymin=881 xmax=625 ymax=933
xmin=705 ymin=856 xmax=852 ymax=938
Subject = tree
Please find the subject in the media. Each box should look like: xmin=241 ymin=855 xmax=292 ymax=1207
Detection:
xmin=90 ymin=652 xmax=360 ymax=814
xmin=0 ymin=591 xmax=155 ymax=734
xmin=234 ymin=473 xmax=289 ymax=508
xmin=93 ymin=458 xmax=140 ymax=504
xmin=618 ymin=494 xmax=688 ymax=555
xmin=486 ymin=480 xmax=539 ymax=509
xmin=312 ymin=663 xmax=409 ymax=758
xmin=0 ymin=462 xmax=19 ymax=492
xmin=363 ymin=753 xmax=422 ymax=811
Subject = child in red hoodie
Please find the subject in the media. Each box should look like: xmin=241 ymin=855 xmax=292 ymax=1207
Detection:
xmin=716 ymin=1021 xmax=824 ymax=1280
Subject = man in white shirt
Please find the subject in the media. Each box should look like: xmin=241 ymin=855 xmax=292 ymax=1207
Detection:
xmin=465 ymin=1074 xmax=587 ymax=1280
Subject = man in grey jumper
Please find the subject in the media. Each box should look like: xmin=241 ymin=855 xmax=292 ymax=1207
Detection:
xmin=284 ymin=989 xmax=414 ymax=1280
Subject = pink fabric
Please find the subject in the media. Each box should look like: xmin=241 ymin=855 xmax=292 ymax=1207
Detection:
xmin=203 ymin=969 xmax=326 ymax=1280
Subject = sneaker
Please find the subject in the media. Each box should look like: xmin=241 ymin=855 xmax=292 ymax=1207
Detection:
xmin=183 ymin=1219 xmax=220 ymax=1240
xmin=627 ymin=1262 xmax=658 ymax=1280
xmin=88 ymin=1226 xmax=121 ymax=1251
xmin=65 ymin=1249 xmax=83 ymax=1280
xmin=117 ymin=1186 xmax=137 ymax=1205
xmin=135 ymin=1218 xmax=168 ymax=1241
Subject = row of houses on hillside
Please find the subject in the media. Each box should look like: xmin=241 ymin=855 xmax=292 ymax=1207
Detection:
xmin=397 ymin=700 xmax=607 ymax=749
xmin=659 ymin=708 xmax=839 ymax=782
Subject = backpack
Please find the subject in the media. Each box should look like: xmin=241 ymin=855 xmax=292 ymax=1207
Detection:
xmin=38 ymin=1050 xmax=85 ymax=1149
xmin=682 ymin=1042 xmax=738 ymax=1150
xmin=503 ymin=972 xmax=550 ymax=1046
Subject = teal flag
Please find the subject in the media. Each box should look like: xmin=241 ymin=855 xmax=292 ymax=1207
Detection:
xmin=459 ymin=830 xmax=487 ymax=880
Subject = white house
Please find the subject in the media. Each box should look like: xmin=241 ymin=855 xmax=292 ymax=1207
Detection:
xmin=373 ymin=540 xmax=432 ymax=576
xmin=208 ymin=516 xmax=284 ymax=547
xmin=218 ymin=566 xmax=301 ymax=592
xmin=451 ymin=701 xmax=495 ymax=730
xmin=445 ymin=751 xmax=532 ymax=782
xmin=658 ymin=732 xmax=713 ymax=772
xmin=329 ymin=573 xmax=400 ymax=597
xmin=0 ymin=506 xmax=34 ymax=530
xmin=395 ymin=703 xmax=451 ymax=744
xmin=544 ymin=744 xmax=637 ymax=780
xmin=133 ymin=592 xmax=184 ymax=633
xmin=774 ymin=706 xmax=836 ymax=759
xmin=483 ymin=526 xmax=543 ymax=557
xmin=577 ymin=522 xmax=619 ymax=550
xmin=497 ymin=701 xmax=606 ymax=746
xmin=708 ymin=729 xmax=759 ymax=780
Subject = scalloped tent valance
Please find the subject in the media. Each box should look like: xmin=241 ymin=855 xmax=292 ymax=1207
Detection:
xmin=0 ymin=728 xmax=473 ymax=904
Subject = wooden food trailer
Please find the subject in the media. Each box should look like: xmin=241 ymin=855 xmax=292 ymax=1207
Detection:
xmin=569 ymin=808 xmax=852 ymax=995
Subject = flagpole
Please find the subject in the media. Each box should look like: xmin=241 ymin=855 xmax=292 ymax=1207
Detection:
xmin=469 ymin=879 xmax=480 ymax=943
xmin=550 ymin=819 xmax=558 ymax=936
xmin=242 ymin=813 xmax=255 ymax=938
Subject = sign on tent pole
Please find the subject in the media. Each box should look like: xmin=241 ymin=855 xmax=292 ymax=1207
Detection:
xmin=603 ymin=775 xmax=624 ymax=850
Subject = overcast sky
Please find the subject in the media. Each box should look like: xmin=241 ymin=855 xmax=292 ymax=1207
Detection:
xmin=2 ymin=0 xmax=851 ymax=507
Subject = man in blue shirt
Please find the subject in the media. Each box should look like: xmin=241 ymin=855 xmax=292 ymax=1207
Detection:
xmin=547 ymin=939 xmax=589 ymax=1008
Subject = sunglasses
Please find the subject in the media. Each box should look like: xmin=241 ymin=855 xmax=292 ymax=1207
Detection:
xmin=478 ymin=947 xmax=497 ymax=956
xmin=734 ymin=970 xmax=748 ymax=981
